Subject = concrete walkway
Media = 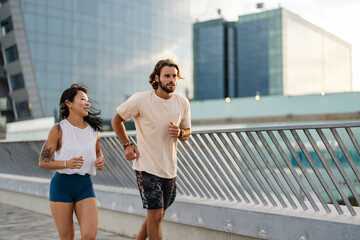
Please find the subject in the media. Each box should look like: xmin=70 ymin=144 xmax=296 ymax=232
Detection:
xmin=0 ymin=203 xmax=133 ymax=240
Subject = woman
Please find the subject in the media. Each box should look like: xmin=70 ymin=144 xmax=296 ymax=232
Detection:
xmin=39 ymin=84 xmax=105 ymax=240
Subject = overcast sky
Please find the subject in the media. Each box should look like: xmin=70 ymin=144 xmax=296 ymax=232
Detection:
xmin=192 ymin=0 xmax=360 ymax=90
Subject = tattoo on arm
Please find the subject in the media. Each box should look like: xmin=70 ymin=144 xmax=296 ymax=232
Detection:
xmin=55 ymin=124 xmax=61 ymax=134
xmin=40 ymin=141 xmax=55 ymax=163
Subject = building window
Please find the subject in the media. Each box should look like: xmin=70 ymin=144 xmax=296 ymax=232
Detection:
xmin=5 ymin=45 xmax=19 ymax=63
xmin=1 ymin=17 xmax=13 ymax=36
xmin=0 ymin=0 xmax=8 ymax=7
xmin=0 ymin=96 xmax=12 ymax=111
xmin=15 ymin=101 xmax=31 ymax=119
xmin=10 ymin=73 xmax=25 ymax=91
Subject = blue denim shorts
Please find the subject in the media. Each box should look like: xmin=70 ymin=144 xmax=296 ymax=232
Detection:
xmin=49 ymin=172 xmax=95 ymax=203
xmin=136 ymin=171 xmax=177 ymax=210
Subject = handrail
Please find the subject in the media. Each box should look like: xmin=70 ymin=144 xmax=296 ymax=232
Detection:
xmin=1 ymin=122 xmax=359 ymax=217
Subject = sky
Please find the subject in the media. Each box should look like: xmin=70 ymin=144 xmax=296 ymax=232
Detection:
xmin=191 ymin=0 xmax=360 ymax=91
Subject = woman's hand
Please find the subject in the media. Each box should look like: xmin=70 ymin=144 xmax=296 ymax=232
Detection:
xmin=66 ymin=156 xmax=84 ymax=169
xmin=95 ymin=156 xmax=105 ymax=170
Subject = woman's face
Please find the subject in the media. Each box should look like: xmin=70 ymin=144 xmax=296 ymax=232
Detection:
xmin=67 ymin=90 xmax=90 ymax=117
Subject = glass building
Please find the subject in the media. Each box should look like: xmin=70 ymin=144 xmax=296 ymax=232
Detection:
xmin=193 ymin=19 xmax=226 ymax=100
xmin=0 ymin=0 xmax=194 ymax=127
xmin=193 ymin=8 xmax=352 ymax=100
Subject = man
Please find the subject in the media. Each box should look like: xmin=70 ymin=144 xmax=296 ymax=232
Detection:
xmin=111 ymin=59 xmax=191 ymax=240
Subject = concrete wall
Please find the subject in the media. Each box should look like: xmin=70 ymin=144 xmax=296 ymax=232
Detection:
xmin=1 ymin=174 xmax=359 ymax=240
xmin=0 ymin=188 xmax=257 ymax=240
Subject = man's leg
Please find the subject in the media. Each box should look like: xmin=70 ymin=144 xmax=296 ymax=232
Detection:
xmin=136 ymin=210 xmax=167 ymax=240
xmin=135 ymin=171 xmax=168 ymax=240
xmin=136 ymin=216 xmax=147 ymax=240
xmin=147 ymin=209 xmax=164 ymax=240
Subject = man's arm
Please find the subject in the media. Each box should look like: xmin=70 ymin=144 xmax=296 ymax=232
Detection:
xmin=111 ymin=114 xmax=131 ymax=146
xmin=178 ymin=98 xmax=191 ymax=142
xmin=111 ymin=113 xmax=140 ymax=160
xmin=169 ymin=122 xmax=191 ymax=141
xmin=178 ymin=128 xmax=191 ymax=141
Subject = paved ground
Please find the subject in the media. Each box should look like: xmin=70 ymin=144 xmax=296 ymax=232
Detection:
xmin=0 ymin=203 xmax=133 ymax=240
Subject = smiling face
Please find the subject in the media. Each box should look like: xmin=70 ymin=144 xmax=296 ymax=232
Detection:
xmin=156 ymin=66 xmax=178 ymax=94
xmin=66 ymin=90 xmax=90 ymax=118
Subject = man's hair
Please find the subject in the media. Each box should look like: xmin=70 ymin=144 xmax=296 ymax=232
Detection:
xmin=149 ymin=59 xmax=184 ymax=90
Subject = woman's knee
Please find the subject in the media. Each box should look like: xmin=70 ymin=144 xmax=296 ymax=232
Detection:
xmin=59 ymin=232 xmax=75 ymax=240
xmin=80 ymin=231 xmax=97 ymax=240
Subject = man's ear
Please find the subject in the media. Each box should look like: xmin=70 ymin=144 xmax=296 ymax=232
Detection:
xmin=155 ymin=75 xmax=159 ymax=82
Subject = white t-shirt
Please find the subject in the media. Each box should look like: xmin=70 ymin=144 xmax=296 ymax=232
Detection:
xmin=56 ymin=119 xmax=98 ymax=175
xmin=116 ymin=91 xmax=191 ymax=178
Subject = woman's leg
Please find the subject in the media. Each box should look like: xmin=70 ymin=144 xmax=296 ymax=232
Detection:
xmin=50 ymin=202 xmax=75 ymax=240
xmin=74 ymin=197 xmax=98 ymax=240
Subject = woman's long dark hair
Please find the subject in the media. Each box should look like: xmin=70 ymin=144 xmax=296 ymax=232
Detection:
xmin=59 ymin=84 xmax=103 ymax=131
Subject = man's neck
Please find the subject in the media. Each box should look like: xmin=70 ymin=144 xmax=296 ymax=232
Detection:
xmin=155 ymin=89 xmax=173 ymax=99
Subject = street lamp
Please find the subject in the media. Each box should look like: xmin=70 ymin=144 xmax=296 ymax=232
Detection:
xmin=255 ymin=91 xmax=261 ymax=101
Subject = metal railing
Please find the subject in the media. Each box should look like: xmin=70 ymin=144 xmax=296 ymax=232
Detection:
xmin=99 ymin=122 xmax=360 ymax=217
xmin=1 ymin=122 xmax=360 ymax=217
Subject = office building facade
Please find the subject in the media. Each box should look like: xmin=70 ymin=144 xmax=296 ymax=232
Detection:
xmin=0 ymin=0 xmax=193 ymax=128
xmin=193 ymin=8 xmax=352 ymax=100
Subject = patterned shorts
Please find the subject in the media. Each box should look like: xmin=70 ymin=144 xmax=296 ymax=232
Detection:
xmin=135 ymin=171 xmax=176 ymax=210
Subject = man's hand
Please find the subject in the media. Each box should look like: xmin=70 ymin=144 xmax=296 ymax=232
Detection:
xmin=125 ymin=145 xmax=140 ymax=161
xmin=169 ymin=121 xmax=180 ymax=138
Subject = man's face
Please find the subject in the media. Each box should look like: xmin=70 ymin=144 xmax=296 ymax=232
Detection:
xmin=157 ymin=66 xmax=178 ymax=93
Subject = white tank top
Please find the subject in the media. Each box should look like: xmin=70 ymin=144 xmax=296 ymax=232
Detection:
xmin=55 ymin=119 xmax=98 ymax=176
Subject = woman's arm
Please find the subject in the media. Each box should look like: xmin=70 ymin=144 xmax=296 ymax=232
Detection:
xmin=95 ymin=132 xmax=105 ymax=170
xmin=39 ymin=124 xmax=83 ymax=170
xmin=39 ymin=124 xmax=65 ymax=170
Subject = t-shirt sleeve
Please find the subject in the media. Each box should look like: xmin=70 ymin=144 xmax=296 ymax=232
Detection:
xmin=116 ymin=93 xmax=141 ymax=121
xmin=180 ymin=98 xmax=191 ymax=129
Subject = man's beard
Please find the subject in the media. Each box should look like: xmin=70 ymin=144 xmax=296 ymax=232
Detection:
xmin=159 ymin=79 xmax=176 ymax=93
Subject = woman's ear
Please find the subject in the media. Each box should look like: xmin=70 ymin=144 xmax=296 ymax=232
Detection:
xmin=65 ymin=100 xmax=71 ymax=109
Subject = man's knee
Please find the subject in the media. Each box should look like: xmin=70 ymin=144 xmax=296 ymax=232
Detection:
xmin=148 ymin=209 xmax=164 ymax=224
